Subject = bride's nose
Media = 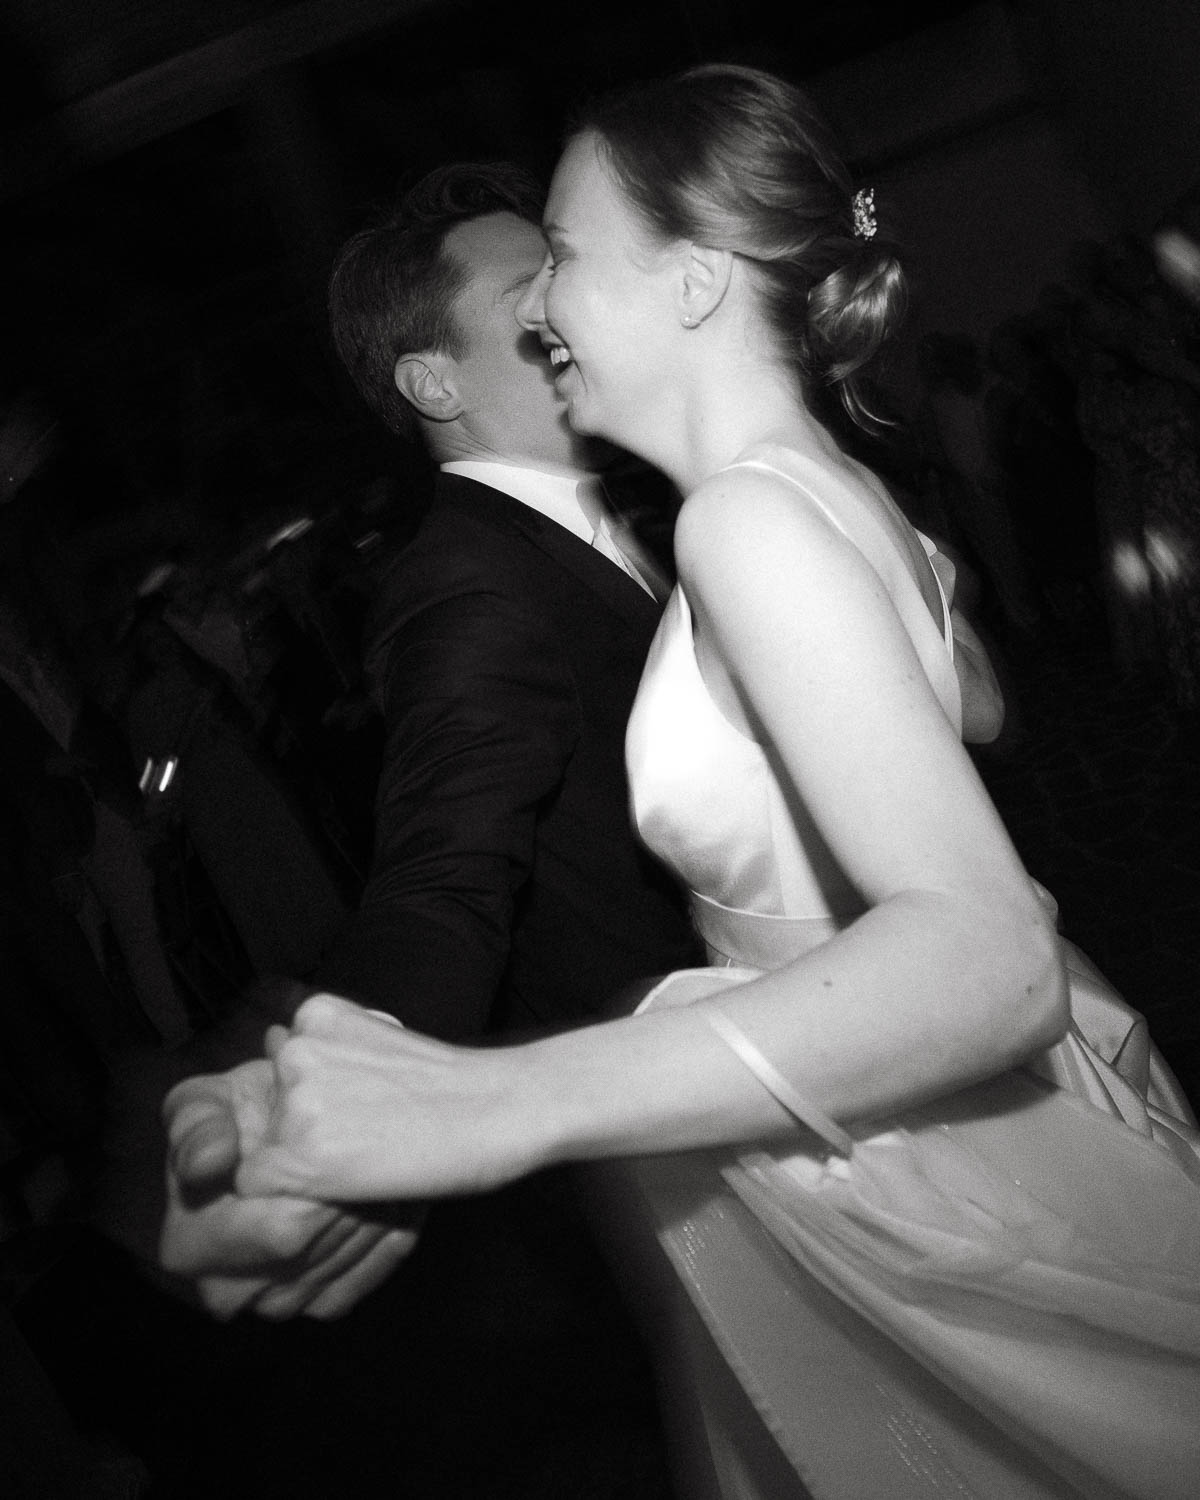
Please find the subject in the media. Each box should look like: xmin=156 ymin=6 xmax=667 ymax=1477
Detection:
xmin=516 ymin=267 xmax=548 ymax=331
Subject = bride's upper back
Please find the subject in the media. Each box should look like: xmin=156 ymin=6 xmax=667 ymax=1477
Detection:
xmin=682 ymin=440 xmax=961 ymax=736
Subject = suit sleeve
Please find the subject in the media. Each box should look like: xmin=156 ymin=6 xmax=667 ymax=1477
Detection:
xmin=313 ymin=584 xmax=580 ymax=1039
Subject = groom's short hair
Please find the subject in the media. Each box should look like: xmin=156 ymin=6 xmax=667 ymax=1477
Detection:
xmin=328 ymin=162 xmax=545 ymax=441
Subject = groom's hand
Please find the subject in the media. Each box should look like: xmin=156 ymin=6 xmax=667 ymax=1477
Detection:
xmin=161 ymin=1067 xmax=422 ymax=1320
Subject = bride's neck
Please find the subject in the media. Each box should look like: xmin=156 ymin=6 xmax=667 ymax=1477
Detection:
xmin=666 ymin=384 xmax=841 ymax=495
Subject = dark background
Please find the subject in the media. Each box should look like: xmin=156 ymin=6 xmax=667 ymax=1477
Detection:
xmin=4 ymin=0 xmax=1198 ymax=542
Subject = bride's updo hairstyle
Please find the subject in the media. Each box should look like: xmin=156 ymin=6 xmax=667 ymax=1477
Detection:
xmin=572 ymin=64 xmax=906 ymax=429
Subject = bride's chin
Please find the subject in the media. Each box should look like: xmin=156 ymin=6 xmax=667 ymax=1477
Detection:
xmin=563 ymin=402 xmax=595 ymax=436
xmin=567 ymin=404 xmax=624 ymax=450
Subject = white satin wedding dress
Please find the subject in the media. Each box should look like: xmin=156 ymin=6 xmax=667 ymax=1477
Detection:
xmin=623 ymin=445 xmax=1200 ymax=1500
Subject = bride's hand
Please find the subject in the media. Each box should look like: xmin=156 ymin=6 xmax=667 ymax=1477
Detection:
xmin=236 ymin=994 xmax=535 ymax=1203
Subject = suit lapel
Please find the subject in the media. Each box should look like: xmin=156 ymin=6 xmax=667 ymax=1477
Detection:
xmin=437 ymin=473 xmax=664 ymax=633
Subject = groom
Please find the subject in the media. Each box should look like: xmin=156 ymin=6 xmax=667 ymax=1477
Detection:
xmin=160 ymin=161 xmax=701 ymax=1316
xmin=312 ymin=173 xmax=697 ymax=1037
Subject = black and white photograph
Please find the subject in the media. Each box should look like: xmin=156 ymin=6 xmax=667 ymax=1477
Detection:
xmin=3 ymin=4 xmax=1199 ymax=1497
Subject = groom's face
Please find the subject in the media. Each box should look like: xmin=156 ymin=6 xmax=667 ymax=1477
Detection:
xmin=441 ymin=213 xmax=609 ymax=471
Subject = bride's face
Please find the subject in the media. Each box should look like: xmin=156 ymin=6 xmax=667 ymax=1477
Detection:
xmin=517 ymin=132 xmax=680 ymax=447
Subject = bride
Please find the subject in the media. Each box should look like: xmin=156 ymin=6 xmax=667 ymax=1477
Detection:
xmin=215 ymin=66 xmax=1199 ymax=1500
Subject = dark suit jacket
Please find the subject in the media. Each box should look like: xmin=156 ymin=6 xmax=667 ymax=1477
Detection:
xmin=315 ymin=472 xmax=700 ymax=1039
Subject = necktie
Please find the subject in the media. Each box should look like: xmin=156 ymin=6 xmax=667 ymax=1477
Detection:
xmin=576 ymin=481 xmax=668 ymax=602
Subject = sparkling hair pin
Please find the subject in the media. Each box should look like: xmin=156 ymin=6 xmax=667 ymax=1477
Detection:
xmin=852 ymin=187 xmax=877 ymax=241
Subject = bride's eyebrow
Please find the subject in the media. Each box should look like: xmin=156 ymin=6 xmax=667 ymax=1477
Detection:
xmin=500 ymin=270 xmax=538 ymax=298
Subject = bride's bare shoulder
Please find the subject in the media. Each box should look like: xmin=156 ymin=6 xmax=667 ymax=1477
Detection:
xmin=675 ymin=454 xmax=855 ymax=586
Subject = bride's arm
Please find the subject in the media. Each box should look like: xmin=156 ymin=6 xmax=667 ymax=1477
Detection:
xmin=237 ymin=469 xmax=1067 ymax=1202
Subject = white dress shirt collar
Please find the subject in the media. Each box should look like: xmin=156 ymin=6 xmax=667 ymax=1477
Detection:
xmin=439 ymin=459 xmax=602 ymax=543
xmin=440 ymin=458 xmax=666 ymax=601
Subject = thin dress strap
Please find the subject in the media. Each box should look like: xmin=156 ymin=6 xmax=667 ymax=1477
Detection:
xmin=718 ymin=454 xmax=954 ymax=659
xmin=916 ymin=530 xmax=955 ymax=660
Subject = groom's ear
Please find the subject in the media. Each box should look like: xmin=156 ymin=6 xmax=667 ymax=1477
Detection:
xmin=394 ymin=351 xmax=463 ymax=422
xmin=678 ymin=242 xmax=734 ymax=327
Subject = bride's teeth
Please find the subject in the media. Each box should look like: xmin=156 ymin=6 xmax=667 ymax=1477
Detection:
xmin=549 ymin=346 xmax=571 ymax=367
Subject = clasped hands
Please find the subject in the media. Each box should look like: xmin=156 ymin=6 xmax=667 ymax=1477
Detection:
xmin=161 ymin=993 xmax=507 ymax=1320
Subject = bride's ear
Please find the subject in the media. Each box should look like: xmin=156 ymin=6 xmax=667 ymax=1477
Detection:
xmin=394 ymin=352 xmax=463 ymax=422
xmin=678 ymin=243 xmax=733 ymax=328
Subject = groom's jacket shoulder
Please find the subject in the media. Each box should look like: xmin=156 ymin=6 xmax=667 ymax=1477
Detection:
xmin=363 ymin=472 xmax=655 ymax=679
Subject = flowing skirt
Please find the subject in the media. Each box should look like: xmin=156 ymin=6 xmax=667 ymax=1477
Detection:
xmin=631 ymin=895 xmax=1200 ymax=1500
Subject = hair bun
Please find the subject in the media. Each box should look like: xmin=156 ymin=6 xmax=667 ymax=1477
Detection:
xmin=807 ymin=239 xmax=906 ymax=421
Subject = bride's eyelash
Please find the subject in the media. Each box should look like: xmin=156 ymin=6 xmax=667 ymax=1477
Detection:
xmin=542 ymin=242 xmax=571 ymax=275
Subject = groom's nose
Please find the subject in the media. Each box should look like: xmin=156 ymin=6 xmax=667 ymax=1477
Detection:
xmin=516 ymin=266 xmax=548 ymax=331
